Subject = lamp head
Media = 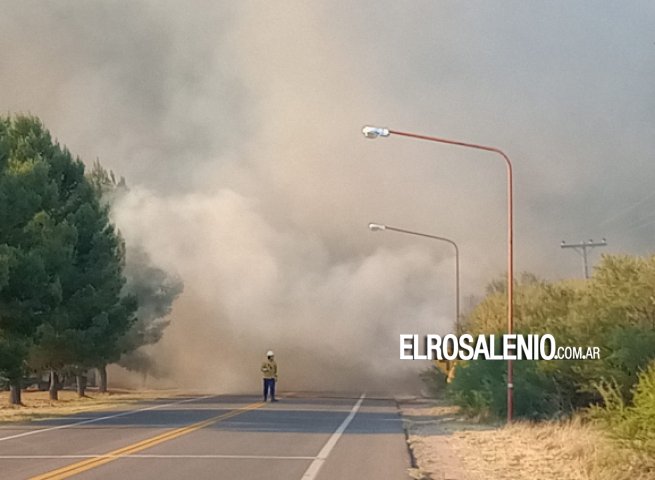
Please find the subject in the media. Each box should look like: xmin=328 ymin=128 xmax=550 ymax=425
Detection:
xmin=362 ymin=125 xmax=390 ymax=139
xmin=368 ymin=223 xmax=387 ymax=232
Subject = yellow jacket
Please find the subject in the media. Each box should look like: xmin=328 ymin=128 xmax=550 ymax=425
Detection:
xmin=261 ymin=359 xmax=278 ymax=380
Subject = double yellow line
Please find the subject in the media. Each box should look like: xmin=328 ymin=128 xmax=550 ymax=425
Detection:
xmin=30 ymin=401 xmax=264 ymax=480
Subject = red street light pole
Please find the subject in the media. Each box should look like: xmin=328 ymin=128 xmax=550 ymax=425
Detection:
xmin=362 ymin=125 xmax=515 ymax=422
xmin=368 ymin=223 xmax=461 ymax=334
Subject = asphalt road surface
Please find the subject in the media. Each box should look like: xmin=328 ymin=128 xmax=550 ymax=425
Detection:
xmin=0 ymin=393 xmax=413 ymax=479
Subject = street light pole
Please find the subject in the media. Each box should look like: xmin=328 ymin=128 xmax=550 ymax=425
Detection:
xmin=362 ymin=125 xmax=515 ymax=422
xmin=368 ymin=223 xmax=461 ymax=333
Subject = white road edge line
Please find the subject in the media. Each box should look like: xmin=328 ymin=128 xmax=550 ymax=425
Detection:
xmin=300 ymin=393 xmax=366 ymax=480
xmin=0 ymin=394 xmax=216 ymax=442
xmin=0 ymin=454 xmax=317 ymax=460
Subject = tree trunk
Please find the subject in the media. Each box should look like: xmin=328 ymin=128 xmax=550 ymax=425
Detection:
xmin=9 ymin=380 xmax=22 ymax=406
xmin=76 ymin=374 xmax=87 ymax=397
xmin=98 ymin=365 xmax=108 ymax=393
xmin=49 ymin=370 xmax=59 ymax=401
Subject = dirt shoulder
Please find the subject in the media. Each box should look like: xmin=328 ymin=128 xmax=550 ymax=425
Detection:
xmin=398 ymin=398 xmax=650 ymax=480
xmin=399 ymin=398 xmax=485 ymax=480
xmin=0 ymin=389 xmax=182 ymax=423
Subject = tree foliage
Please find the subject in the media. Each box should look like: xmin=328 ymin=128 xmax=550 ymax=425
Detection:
xmin=87 ymin=160 xmax=182 ymax=379
xmin=590 ymin=361 xmax=655 ymax=464
xmin=0 ymin=115 xmax=141 ymax=402
xmin=0 ymin=116 xmax=83 ymax=400
xmin=448 ymin=255 xmax=655 ymax=419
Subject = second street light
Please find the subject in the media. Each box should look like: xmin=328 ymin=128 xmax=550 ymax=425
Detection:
xmin=362 ymin=125 xmax=516 ymax=422
xmin=368 ymin=223 xmax=461 ymax=334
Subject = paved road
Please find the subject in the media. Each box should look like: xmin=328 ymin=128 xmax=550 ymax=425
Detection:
xmin=0 ymin=393 xmax=412 ymax=479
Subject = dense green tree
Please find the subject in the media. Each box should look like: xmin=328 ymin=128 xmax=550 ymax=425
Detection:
xmin=0 ymin=115 xmax=136 ymax=403
xmin=88 ymin=162 xmax=181 ymax=391
xmin=25 ymin=129 xmax=137 ymax=399
xmin=0 ymin=116 xmax=80 ymax=404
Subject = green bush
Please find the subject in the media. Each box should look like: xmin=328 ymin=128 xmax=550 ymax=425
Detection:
xmin=447 ymin=358 xmax=501 ymax=418
xmin=591 ymin=361 xmax=655 ymax=460
xmin=448 ymin=358 xmax=565 ymax=420
xmin=453 ymin=258 xmax=655 ymax=421
xmin=603 ymin=326 xmax=655 ymax=400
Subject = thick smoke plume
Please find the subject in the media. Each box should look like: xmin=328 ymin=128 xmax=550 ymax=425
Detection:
xmin=1 ymin=1 xmax=654 ymax=393
xmin=118 ymin=245 xmax=184 ymax=377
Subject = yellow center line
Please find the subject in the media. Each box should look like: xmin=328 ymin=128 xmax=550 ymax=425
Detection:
xmin=29 ymin=402 xmax=264 ymax=480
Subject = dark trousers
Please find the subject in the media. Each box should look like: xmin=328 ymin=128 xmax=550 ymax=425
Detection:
xmin=263 ymin=378 xmax=276 ymax=401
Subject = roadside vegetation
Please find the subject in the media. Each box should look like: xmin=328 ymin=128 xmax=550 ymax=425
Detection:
xmin=0 ymin=388 xmax=180 ymax=423
xmin=0 ymin=115 xmax=181 ymax=406
xmin=420 ymin=256 xmax=655 ymax=477
xmin=402 ymin=399 xmax=651 ymax=480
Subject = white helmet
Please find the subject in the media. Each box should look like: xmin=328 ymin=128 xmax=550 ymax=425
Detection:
xmin=267 ymin=350 xmax=274 ymax=357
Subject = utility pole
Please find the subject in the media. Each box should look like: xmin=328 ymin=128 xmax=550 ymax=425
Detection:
xmin=560 ymin=238 xmax=607 ymax=279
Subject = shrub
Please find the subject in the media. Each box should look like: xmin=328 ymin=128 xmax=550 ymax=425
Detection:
xmin=448 ymin=358 xmax=565 ymax=420
xmin=591 ymin=361 xmax=655 ymax=465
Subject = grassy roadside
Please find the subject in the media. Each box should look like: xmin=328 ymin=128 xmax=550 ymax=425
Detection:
xmin=0 ymin=389 xmax=182 ymax=423
xmin=400 ymin=398 xmax=652 ymax=480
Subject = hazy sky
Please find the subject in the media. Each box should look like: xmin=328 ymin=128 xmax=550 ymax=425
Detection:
xmin=1 ymin=1 xmax=654 ymax=390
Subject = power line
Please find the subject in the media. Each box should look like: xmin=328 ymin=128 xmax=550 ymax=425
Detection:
xmin=560 ymin=239 xmax=607 ymax=279
xmin=623 ymin=216 xmax=655 ymax=233
xmin=598 ymin=192 xmax=655 ymax=227
xmin=598 ymin=190 xmax=655 ymax=228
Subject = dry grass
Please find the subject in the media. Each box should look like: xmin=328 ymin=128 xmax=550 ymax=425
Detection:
xmin=400 ymin=399 xmax=653 ymax=480
xmin=0 ymin=389 xmax=181 ymax=423
xmin=453 ymin=418 xmax=652 ymax=480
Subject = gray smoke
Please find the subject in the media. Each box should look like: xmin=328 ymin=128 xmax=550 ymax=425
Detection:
xmin=1 ymin=1 xmax=654 ymax=393
xmin=119 ymin=245 xmax=183 ymax=376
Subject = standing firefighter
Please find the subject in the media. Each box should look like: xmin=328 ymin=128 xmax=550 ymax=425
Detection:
xmin=261 ymin=350 xmax=278 ymax=402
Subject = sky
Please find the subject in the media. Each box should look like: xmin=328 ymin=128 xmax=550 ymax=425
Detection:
xmin=1 ymin=1 xmax=654 ymax=392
